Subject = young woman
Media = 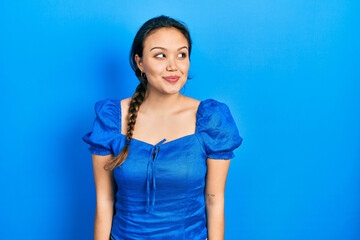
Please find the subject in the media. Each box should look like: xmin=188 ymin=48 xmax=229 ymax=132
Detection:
xmin=83 ymin=15 xmax=243 ymax=240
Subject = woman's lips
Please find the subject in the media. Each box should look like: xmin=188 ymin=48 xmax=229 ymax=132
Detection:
xmin=163 ymin=76 xmax=180 ymax=83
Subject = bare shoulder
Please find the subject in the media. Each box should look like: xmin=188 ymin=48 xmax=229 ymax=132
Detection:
xmin=120 ymin=97 xmax=132 ymax=111
xmin=120 ymin=97 xmax=132 ymax=119
xmin=180 ymin=96 xmax=201 ymax=114
xmin=120 ymin=97 xmax=132 ymax=104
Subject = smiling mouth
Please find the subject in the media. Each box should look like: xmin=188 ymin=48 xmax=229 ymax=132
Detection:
xmin=163 ymin=76 xmax=180 ymax=82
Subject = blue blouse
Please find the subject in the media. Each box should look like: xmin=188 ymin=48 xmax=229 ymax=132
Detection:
xmin=82 ymin=98 xmax=243 ymax=240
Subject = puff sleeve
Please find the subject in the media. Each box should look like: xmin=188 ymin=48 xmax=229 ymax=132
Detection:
xmin=197 ymin=99 xmax=243 ymax=160
xmin=82 ymin=98 xmax=119 ymax=155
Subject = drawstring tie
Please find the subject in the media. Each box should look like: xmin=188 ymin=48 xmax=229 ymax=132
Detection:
xmin=146 ymin=138 xmax=166 ymax=213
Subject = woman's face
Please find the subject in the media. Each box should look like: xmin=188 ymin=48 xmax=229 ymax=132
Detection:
xmin=135 ymin=27 xmax=190 ymax=95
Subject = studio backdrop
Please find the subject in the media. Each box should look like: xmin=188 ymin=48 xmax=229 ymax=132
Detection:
xmin=0 ymin=1 xmax=359 ymax=240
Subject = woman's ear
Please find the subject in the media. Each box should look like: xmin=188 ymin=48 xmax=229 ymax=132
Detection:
xmin=135 ymin=54 xmax=144 ymax=72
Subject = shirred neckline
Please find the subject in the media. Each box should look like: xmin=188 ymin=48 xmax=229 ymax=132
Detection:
xmin=117 ymin=98 xmax=206 ymax=147
xmin=120 ymin=132 xmax=196 ymax=147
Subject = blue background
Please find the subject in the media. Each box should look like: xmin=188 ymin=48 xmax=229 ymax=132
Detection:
xmin=1 ymin=1 xmax=359 ymax=239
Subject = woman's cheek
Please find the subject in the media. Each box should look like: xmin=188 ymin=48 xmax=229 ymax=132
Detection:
xmin=149 ymin=60 xmax=166 ymax=73
xmin=179 ymin=60 xmax=190 ymax=70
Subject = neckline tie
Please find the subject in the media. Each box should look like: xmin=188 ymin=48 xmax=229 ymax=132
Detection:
xmin=146 ymin=138 xmax=166 ymax=213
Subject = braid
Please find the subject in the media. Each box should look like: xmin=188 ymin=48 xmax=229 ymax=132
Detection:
xmin=126 ymin=82 xmax=147 ymax=141
xmin=104 ymin=80 xmax=147 ymax=171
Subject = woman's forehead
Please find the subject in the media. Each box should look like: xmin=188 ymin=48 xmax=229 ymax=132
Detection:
xmin=143 ymin=28 xmax=188 ymax=51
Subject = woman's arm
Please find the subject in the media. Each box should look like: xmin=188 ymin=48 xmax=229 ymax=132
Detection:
xmin=205 ymin=158 xmax=231 ymax=240
xmin=92 ymin=154 xmax=116 ymax=240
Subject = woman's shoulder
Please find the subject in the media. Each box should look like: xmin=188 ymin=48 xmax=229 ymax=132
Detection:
xmin=196 ymin=97 xmax=239 ymax=135
xmin=92 ymin=98 xmax=121 ymax=126
xmin=195 ymin=98 xmax=243 ymax=159
xmin=82 ymin=97 xmax=121 ymax=155
xmin=197 ymin=98 xmax=232 ymax=115
xmin=180 ymin=96 xmax=232 ymax=120
xmin=94 ymin=97 xmax=120 ymax=111
xmin=96 ymin=97 xmax=134 ymax=113
xmin=180 ymin=96 xmax=201 ymax=113
xmin=120 ymin=97 xmax=132 ymax=107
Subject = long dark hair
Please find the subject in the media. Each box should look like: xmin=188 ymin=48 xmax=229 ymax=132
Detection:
xmin=104 ymin=15 xmax=192 ymax=171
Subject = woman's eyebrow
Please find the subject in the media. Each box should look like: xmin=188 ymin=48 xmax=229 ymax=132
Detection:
xmin=150 ymin=46 xmax=188 ymax=51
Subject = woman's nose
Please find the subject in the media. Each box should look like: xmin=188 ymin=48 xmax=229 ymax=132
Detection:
xmin=166 ymin=57 xmax=177 ymax=71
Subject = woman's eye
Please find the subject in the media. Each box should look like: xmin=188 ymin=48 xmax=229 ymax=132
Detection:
xmin=178 ymin=53 xmax=187 ymax=58
xmin=155 ymin=53 xmax=165 ymax=58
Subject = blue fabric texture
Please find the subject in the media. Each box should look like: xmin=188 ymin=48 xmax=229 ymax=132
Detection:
xmin=82 ymin=98 xmax=243 ymax=240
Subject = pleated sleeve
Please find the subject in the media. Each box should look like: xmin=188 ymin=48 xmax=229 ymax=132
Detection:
xmin=82 ymin=98 xmax=119 ymax=155
xmin=197 ymin=99 xmax=243 ymax=160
